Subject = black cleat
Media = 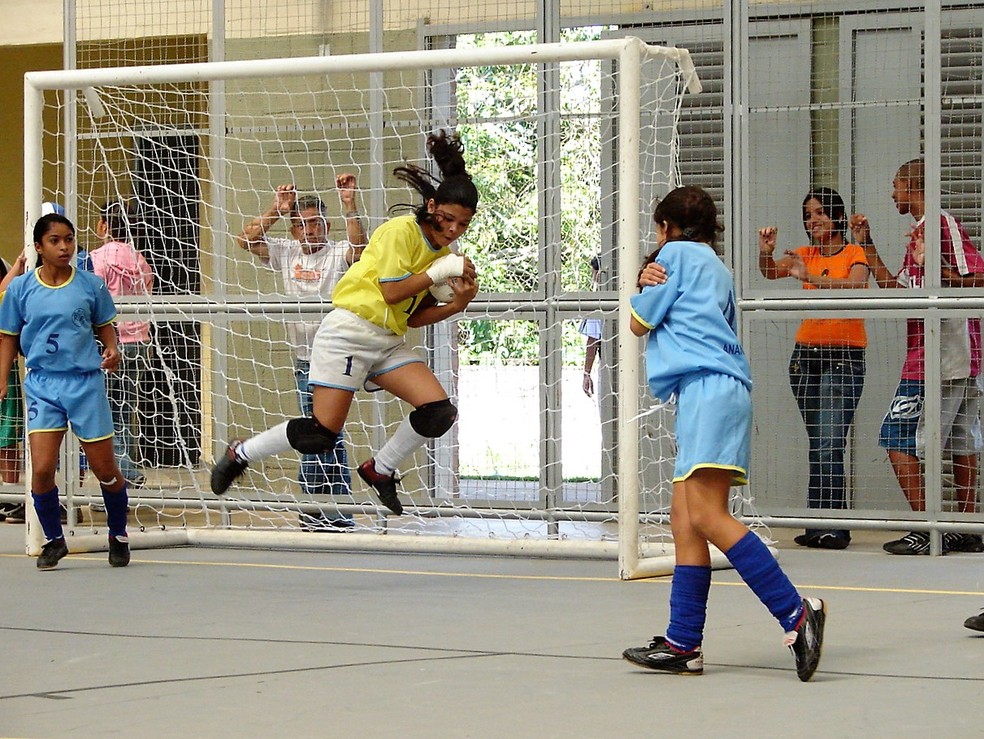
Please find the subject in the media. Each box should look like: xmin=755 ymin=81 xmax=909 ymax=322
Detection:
xmin=2 ymin=504 xmax=26 ymax=524
xmin=108 ymin=535 xmax=131 ymax=567
xmin=794 ymin=532 xmax=849 ymax=550
xmin=37 ymin=538 xmax=69 ymax=570
xmin=944 ymin=533 xmax=984 ymax=553
xmin=357 ymin=459 xmax=403 ymax=515
xmin=883 ymin=531 xmax=930 ymax=555
xmin=622 ymin=636 xmax=704 ymax=675
xmin=211 ymin=441 xmax=248 ymax=495
xmin=785 ymin=597 xmax=826 ymax=682
xmin=964 ymin=610 xmax=984 ymax=632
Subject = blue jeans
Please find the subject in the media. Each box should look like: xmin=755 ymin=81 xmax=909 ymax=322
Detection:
xmin=295 ymin=360 xmax=352 ymax=519
xmin=788 ymin=344 xmax=865 ymax=542
xmin=106 ymin=342 xmax=150 ymax=484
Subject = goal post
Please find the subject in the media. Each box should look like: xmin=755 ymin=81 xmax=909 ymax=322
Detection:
xmin=21 ymin=37 xmax=702 ymax=578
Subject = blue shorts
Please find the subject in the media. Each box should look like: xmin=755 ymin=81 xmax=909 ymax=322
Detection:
xmin=24 ymin=369 xmax=115 ymax=442
xmin=879 ymin=378 xmax=983 ymax=457
xmin=673 ymin=372 xmax=751 ymax=485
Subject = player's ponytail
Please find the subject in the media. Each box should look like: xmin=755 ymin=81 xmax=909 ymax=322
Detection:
xmin=392 ymin=130 xmax=479 ymax=223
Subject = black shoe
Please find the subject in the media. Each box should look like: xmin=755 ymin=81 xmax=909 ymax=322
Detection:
xmin=944 ymin=533 xmax=984 ymax=553
xmin=127 ymin=474 xmax=147 ymax=489
xmin=785 ymin=597 xmax=826 ymax=682
xmin=794 ymin=532 xmax=849 ymax=550
xmin=622 ymin=636 xmax=704 ymax=675
xmin=883 ymin=531 xmax=930 ymax=555
xmin=108 ymin=535 xmax=130 ymax=567
xmin=299 ymin=512 xmax=355 ymax=532
xmin=357 ymin=459 xmax=403 ymax=515
xmin=37 ymin=538 xmax=69 ymax=570
xmin=964 ymin=611 xmax=984 ymax=632
xmin=211 ymin=441 xmax=248 ymax=495
xmin=811 ymin=533 xmax=849 ymax=550
xmin=3 ymin=504 xmax=25 ymax=524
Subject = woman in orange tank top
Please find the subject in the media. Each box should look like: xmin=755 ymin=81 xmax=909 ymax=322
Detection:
xmin=758 ymin=188 xmax=870 ymax=550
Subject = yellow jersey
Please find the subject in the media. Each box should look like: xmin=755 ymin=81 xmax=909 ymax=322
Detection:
xmin=331 ymin=215 xmax=450 ymax=335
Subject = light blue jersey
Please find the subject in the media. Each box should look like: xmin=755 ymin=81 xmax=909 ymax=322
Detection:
xmin=629 ymin=240 xmax=751 ymax=401
xmin=0 ymin=268 xmax=117 ymax=373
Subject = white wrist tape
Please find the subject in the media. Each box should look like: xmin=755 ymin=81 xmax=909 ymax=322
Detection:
xmin=425 ymin=253 xmax=465 ymax=284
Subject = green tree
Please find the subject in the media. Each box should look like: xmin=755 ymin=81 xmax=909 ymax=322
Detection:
xmin=453 ymin=28 xmax=605 ymax=366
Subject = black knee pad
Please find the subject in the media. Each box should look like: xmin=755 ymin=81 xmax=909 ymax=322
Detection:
xmin=286 ymin=417 xmax=339 ymax=454
xmin=409 ymin=399 xmax=457 ymax=438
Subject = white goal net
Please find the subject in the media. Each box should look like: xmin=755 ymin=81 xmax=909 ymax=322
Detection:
xmin=21 ymin=37 xmax=701 ymax=577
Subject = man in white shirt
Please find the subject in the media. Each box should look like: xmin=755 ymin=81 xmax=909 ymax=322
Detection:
xmin=236 ymin=176 xmax=367 ymax=529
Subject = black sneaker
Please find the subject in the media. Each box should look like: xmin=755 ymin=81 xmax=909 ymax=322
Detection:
xmin=37 ymin=538 xmax=69 ymax=570
xmin=794 ymin=532 xmax=849 ymax=550
xmin=211 ymin=441 xmax=248 ymax=495
xmin=964 ymin=611 xmax=984 ymax=632
xmin=108 ymin=535 xmax=131 ymax=567
xmin=622 ymin=636 xmax=704 ymax=675
xmin=3 ymin=504 xmax=25 ymax=524
xmin=944 ymin=533 xmax=984 ymax=553
xmin=357 ymin=459 xmax=403 ymax=515
xmin=883 ymin=531 xmax=930 ymax=555
xmin=784 ymin=597 xmax=826 ymax=682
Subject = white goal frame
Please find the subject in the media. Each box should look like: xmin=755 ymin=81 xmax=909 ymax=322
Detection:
xmin=22 ymin=37 xmax=707 ymax=579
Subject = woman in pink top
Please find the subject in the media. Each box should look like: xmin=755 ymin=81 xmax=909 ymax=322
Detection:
xmin=90 ymin=200 xmax=154 ymax=487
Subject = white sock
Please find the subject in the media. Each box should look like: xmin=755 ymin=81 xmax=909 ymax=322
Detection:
xmin=238 ymin=421 xmax=292 ymax=461
xmin=374 ymin=417 xmax=427 ymax=474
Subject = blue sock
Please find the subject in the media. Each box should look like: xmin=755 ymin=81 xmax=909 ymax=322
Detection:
xmin=725 ymin=531 xmax=804 ymax=632
xmin=101 ymin=483 xmax=129 ymax=539
xmin=32 ymin=488 xmax=64 ymax=542
xmin=665 ymin=564 xmax=712 ymax=652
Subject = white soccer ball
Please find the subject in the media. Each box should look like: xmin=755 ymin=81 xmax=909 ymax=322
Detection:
xmin=429 ymin=280 xmax=456 ymax=304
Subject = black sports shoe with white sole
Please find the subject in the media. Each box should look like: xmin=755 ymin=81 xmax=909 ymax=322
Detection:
xmin=211 ymin=441 xmax=248 ymax=495
xmin=883 ymin=531 xmax=930 ymax=555
xmin=37 ymin=538 xmax=69 ymax=570
xmin=785 ymin=597 xmax=826 ymax=682
xmin=108 ymin=535 xmax=131 ymax=567
xmin=964 ymin=610 xmax=984 ymax=632
xmin=357 ymin=459 xmax=404 ymax=515
xmin=622 ymin=636 xmax=704 ymax=675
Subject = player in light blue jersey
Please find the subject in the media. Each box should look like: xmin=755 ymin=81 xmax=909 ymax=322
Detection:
xmin=621 ymin=186 xmax=826 ymax=681
xmin=0 ymin=213 xmax=131 ymax=570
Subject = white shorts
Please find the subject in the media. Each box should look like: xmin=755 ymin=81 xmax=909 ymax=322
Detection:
xmin=914 ymin=377 xmax=983 ymax=457
xmin=308 ymin=309 xmax=423 ymax=393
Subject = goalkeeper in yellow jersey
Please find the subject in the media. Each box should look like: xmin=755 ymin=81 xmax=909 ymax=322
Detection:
xmin=211 ymin=130 xmax=479 ymax=517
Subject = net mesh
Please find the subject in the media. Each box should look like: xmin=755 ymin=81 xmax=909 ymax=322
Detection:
xmin=26 ymin=37 xmax=690 ymax=549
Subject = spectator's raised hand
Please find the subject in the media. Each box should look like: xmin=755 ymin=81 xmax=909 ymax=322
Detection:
xmin=910 ymin=224 xmax=926 ymax=266
xmin=758 ymin=226 xmax=778 ymax=255
xmin=784 ymin=250 xmax=809 ymax=281
xmin=849 ymin=213 xmax=871 ymax=244
xmin=336 ymin=173 xmax=358 ymax=209
xmin=273 ymin=184 xmax=297 ymax=216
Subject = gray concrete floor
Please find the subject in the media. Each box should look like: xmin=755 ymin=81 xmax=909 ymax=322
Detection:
xmin=1 ymin=523 xmax=984 ymax=738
